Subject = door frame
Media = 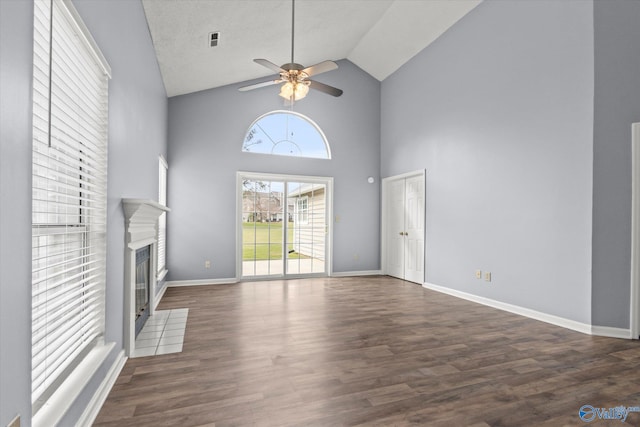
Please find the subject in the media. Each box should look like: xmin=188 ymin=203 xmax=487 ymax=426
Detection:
xmin=631 ymin=123 xmax=640 ymax=339
xmin=381 ymin=169 xmax=426 ymax=282
xmin=236 ymin=171 xmax=334 ymax=280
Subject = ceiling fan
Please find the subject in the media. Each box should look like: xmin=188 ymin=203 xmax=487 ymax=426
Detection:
xmin=238 ymin=0 xmax=343 ymax=101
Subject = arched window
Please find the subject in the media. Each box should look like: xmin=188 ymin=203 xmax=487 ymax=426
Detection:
xmin=243 ymin=110 xmax=331 ymax=159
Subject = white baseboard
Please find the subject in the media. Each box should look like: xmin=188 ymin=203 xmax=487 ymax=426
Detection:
xmin=166 ymin=278 xmax=238 ymax=287
xmin=168 ymin=274 xmax=385 ymax=286
xmin=423 ymin=282 xmax=633 ymax=339
xmin=590 ymin=325 xmax=632 ymax=339
xmin=75 ymin=349 xmax=127 ymax=427
xmin=331 ymin=270 xmax=383 ymax=277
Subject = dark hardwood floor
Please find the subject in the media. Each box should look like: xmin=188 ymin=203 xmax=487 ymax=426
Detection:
xmin=94 ymin=276 xmax=640 ymax=426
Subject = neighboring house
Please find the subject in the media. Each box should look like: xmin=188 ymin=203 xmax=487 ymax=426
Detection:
xmin=290 ymin=183 xmax=325 ymax=261
xmin=242 ymin=190 xmax=284 ymax=222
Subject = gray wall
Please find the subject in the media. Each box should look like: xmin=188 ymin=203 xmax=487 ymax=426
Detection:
xmin=381 ymin=0 xmax=595 ymax=324
xmin=167 ymin=60 xmax=381 ymax=280
xmin=0 ymin=0 xmax=33 ymax=424
xmin=0 ymin=0 xmax=168 ymax=425
xmin=59 ymin=0 xmax=168 ymax=424
xmin=592 ymin=0 xmax=640 ymax=328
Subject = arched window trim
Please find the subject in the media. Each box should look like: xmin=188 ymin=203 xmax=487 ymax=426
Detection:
xmin=243 ymin=110 xmax=332 ymax=159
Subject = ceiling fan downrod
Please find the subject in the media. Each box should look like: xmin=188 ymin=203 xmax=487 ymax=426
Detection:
xmin=290 ymin=0 xmax=295 ymax=65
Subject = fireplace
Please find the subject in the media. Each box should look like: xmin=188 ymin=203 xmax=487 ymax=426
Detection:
xmin=122 ymin=198 xmax=170 ymax=357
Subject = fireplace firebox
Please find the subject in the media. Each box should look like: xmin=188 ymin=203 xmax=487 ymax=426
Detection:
xmin=135 ymin=245 xmax=151 ymax=336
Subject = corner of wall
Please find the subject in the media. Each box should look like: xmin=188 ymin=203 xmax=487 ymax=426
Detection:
xmin=591 ymin=0 xmax=640 ymax=329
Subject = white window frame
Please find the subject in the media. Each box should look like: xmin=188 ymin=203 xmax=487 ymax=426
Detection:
xmin=157 ymin=155 xmax=168 ymax=280
xmin=31 ymin=1 xmax=113 ymax=425
xmin=296 ymin=196 xmax=309 ymax=225
xmin=242 ymin=110 xmax=332 ymax=159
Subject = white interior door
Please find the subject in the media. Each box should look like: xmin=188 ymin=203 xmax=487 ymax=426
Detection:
xmin=404 ymin=175 xmax=425 ymax=283
xmin=386 ymin=179 xmax=405 ymax=278
xmin=383 ymin=172 xmax=425 ymax=284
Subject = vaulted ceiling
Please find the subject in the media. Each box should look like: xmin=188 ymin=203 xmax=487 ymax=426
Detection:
xmin=141 ymin=0 xmax=481 ymax=97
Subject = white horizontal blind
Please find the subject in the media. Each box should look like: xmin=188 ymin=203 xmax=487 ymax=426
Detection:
xmin=157 ymin=156 xmax=168 ymax=274
xmin=32 ymin=0 xmax=109 ymax=408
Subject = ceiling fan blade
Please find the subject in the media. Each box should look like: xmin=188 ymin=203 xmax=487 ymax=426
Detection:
xmin=309 ymin=80 xmax=343 ymax=97
xmin=253 ymin=58 xmax=284 ymax=73
xmin=238 ymin=79 xmax=283 ymax=92
xmin=302 ymin=60 xmax=338 ymax=77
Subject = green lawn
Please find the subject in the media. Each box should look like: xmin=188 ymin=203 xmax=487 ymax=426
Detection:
xmin=243 ymin=222 xmax=304 ymax=261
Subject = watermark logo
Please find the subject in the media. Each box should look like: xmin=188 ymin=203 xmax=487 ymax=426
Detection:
xmin=579 ymin=405 xmax=640 ymax=423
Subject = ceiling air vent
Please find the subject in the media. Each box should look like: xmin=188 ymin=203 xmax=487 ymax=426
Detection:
xmin=209 ymin=32 xmax=220 ymax=47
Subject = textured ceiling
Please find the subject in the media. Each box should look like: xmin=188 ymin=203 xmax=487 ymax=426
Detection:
xmin=141 ymin=0 xmax=482 ymax=97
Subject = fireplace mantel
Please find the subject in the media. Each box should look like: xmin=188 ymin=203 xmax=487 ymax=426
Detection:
xmin=122 ymin=198 xmax=170 ymax=357
xmin=122 ymin=198 xmax=170 ymax=249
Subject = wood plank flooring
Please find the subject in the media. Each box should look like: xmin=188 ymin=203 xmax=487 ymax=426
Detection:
xmin=94 ymin=276 xmax=640 ymax=426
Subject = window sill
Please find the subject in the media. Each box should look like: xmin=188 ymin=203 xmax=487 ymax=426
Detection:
xmin=32 ymin=342 xmax=115 ymax=427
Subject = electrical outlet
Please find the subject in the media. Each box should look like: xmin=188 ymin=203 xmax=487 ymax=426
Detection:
xmin=484 ymin=272 xmax=491 ymax=282
xmin=335 ymin=215 xmax=341 ymax=223
xmin=353 ymin=253 xmax=360 ymax=261
xmin=475 ymin=269 xmax=482 ymax=279
xmin=205 ymin=260 xmax=211 ymax=269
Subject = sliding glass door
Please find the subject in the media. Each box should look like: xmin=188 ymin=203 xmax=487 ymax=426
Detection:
xmin=241 ymin=179 xmax=286 ymax=276
xmin=239 ymin=173 xmax=331 ymax=279
xmin=286 ymin=181 xmax=326 ymax=275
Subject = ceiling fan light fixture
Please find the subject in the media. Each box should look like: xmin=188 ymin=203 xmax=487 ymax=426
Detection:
xmin=278 ymin=80 xmax=309 ymax=101
xmin=294 ymin=81 xmax=309 ymax=99
xmin=279 ymin=81 xmax=294 ymax=99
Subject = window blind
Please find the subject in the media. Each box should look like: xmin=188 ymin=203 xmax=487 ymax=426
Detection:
xmin=32 ymin=0 xmax=110 ymax=408
xmin=157 ymin=156 xmax=168 ymax=274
